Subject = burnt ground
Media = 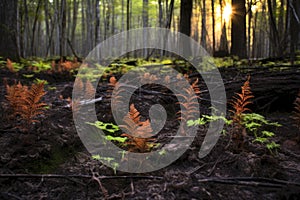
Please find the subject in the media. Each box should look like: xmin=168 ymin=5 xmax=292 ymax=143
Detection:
xmin=0 ymin=65 xmax=300 ymax=200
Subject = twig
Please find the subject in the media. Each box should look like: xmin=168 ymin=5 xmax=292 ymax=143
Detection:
xmin=90 ymin=170 xmax=109 ymax=200
xmin=0 ymin=192 xmax=23 ymax=200
xmin=198 ymin=177 xmax=300 ymax=188
xmin=0 ymin=173 xmax=163 ymax=180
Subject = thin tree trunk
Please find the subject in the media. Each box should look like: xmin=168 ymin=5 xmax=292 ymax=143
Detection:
xmin=247 ymin=0 xmax=252 ymax=59
xmin=81 ymin=0 xmax=86 ymax=55
xmin=44 ymin=0 xmax=50 ymax=57
xmin=267 ymin=0 xmax=280 ymax=57
xmin=201 ymin=0 xmax=206 ymax=49
xmin=166 ymin=0 xmax=175 ymax=29
xmin=23 ymin=0 xmax=30 ymax=57
xmin=60 ymin=0 xmax=67 ymax=57
xmin=211 ymin=0 xmax=215 ymax=54
xmin=158 ymin=0 xmax=163 ymax=27
xmin=143 ymin=0 xmax=149 ymax=57
xmin=95 ymin=0 xmax=100 ymax=44
xmin=71 ymin=0 xmax=78 ymax=52
xmin=31 ymin=0 xmax=42 ymax=56
xmin=111 ymin=0 xmax=115 ymax=35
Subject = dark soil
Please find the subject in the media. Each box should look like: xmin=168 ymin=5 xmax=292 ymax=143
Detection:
xmin=0 ymin=66 xmax=300 ymax=200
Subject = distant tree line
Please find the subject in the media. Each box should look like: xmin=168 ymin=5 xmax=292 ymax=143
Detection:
xmin=0 ymin=0 xmax=299 ymax=61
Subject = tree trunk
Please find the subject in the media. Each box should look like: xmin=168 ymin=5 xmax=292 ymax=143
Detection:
xmin=81 ymin=0 xmax=86 ymax=55
xmin=143 ymin=0 xmax=149 ymax=57
xmin=201 ymin=0 xmax=206 ymax=49
xmin=71 ymin=0 xmax=78 ymax=51
xmin=158 ymin=0 xmax=163 ymax=27
xmin=267 ymin=0 xmax=280 ymax=57
xmin=31 ymin=0 xmax=42 ymax=56
xmin=0 ymin=0 xmax=19 ymax=60
xmin=211 ymin=0 xmax=215 ymax=54
xmin=231 ymin=0 xmax=247 ymax=58
xmin=179 ymin=0 xmax=193 ymax=37
xmin=166 ymin=0 xmax=175 ymax=29
xmin=179 ymin=0 xmax=193 ymax=57
xmin=247 ymin=0 xmax=252 ymax=59
xmin=44 ymin=0 xmax=50 ymax=57
xmin=290 ymin=0 xmax=300 ymax=64
xmin=95 ymin=0 xmax=100 ymax=44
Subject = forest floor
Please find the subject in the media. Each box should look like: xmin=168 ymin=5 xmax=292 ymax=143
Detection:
xmin=0 ymin=62 xmax=300 ymax=200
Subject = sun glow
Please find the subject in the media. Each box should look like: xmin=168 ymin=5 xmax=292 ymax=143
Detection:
xmin=223 ymin=4 xmax=232 ymax=23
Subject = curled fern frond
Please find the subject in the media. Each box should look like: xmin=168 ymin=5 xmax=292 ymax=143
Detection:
xmin=230 ymin=75 xmax=254 ymax=124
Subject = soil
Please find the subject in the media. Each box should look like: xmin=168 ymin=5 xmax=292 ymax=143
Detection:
xmin=0 ymin=65 xmax=300 ymax=200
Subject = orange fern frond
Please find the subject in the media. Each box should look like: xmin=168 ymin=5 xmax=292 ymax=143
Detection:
xmin=176 ymin=85 xmax=200 ymax=135
xmin=6 ymin=82 xmax=47 ymax=130
xmin=128 ymin=104 xmax=142 ymax=124
xmin=177 ymin=87 xmax=200 ymax=122
xmin=18 ymin=82 xmax=47 ymax=126
xmin=120 ymin=104 xmax=155 ymax=152
xmin=73 ymin=77 xmax=84 ymax=92
xmin=5 ymin=81 xmax=28 ymax=114
xmin=191 ymin=78 xmax=201 ymax=96
xmin=109 ymin=76 xmax=117 ymax=87
xmin=292 ymin=91 xmax=300 ymax=129
xmin=6 ymin=59 xmax=15 ymax=72
xmin=84 ymin=80 xmax=95 ymax=100
xmin=230 ymin=75 xmax=254 ymax=124
xmin=164 ymin=75 xmax=171 ymax=85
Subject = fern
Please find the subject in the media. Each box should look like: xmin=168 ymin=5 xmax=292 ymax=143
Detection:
xmin=292 ymin=91 xmax=300 ymax=129
xmin=230 ymin=75 xmax=254 ymax=124
xmin=176 ymin=79 xmax=201 ymax=135
xmin=5 ymin=82 xmax=28 ymax=114
xmin=120 ymin=104 xmax=155 ymax=152
xmin=5 ymin=82 xmax=47 ymax=131
xmin=18 ymin=82 xmax=47 ymax=128
xmin=84 ymin=80 xmax=95 ymax=100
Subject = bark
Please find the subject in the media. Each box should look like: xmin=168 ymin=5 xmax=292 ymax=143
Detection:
xmin=95 ymin=0 xmax=100 ymax=44
xmin=71 ymin=0 xmax=78 ymax=50
xmin=179 ymin=0 xmax=193 ymax=57
xmin=201 ymin=0 xmax=206 ymax=49
xmin=179 ymin=0 xmax=193 ymax=36
xmin=81 ymin=0 xmax=86 ymax=55
xmin=31 ymin=0 xmax=42 ymax=56
xmin=211 ymin=0 xmax=215 ymax=54
xmin=158 ymin=0 xmax=163 ymax=27
xmin=290 ymin=0 xmax=300 ymax=64
xmin=143 ymin=0 xmax=149 ymax=57
xmin=231 ymin=0 xmax=247 ymax=58
xmin=0 ymin=0 xmax=19 ymax=60
xmin=267 ymin=0 xmax=280 ymax=57
xmin=44 ymin=0 xmax=50 ymax=57
xmin=166 ymin=0 xmax=174 ymax=29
